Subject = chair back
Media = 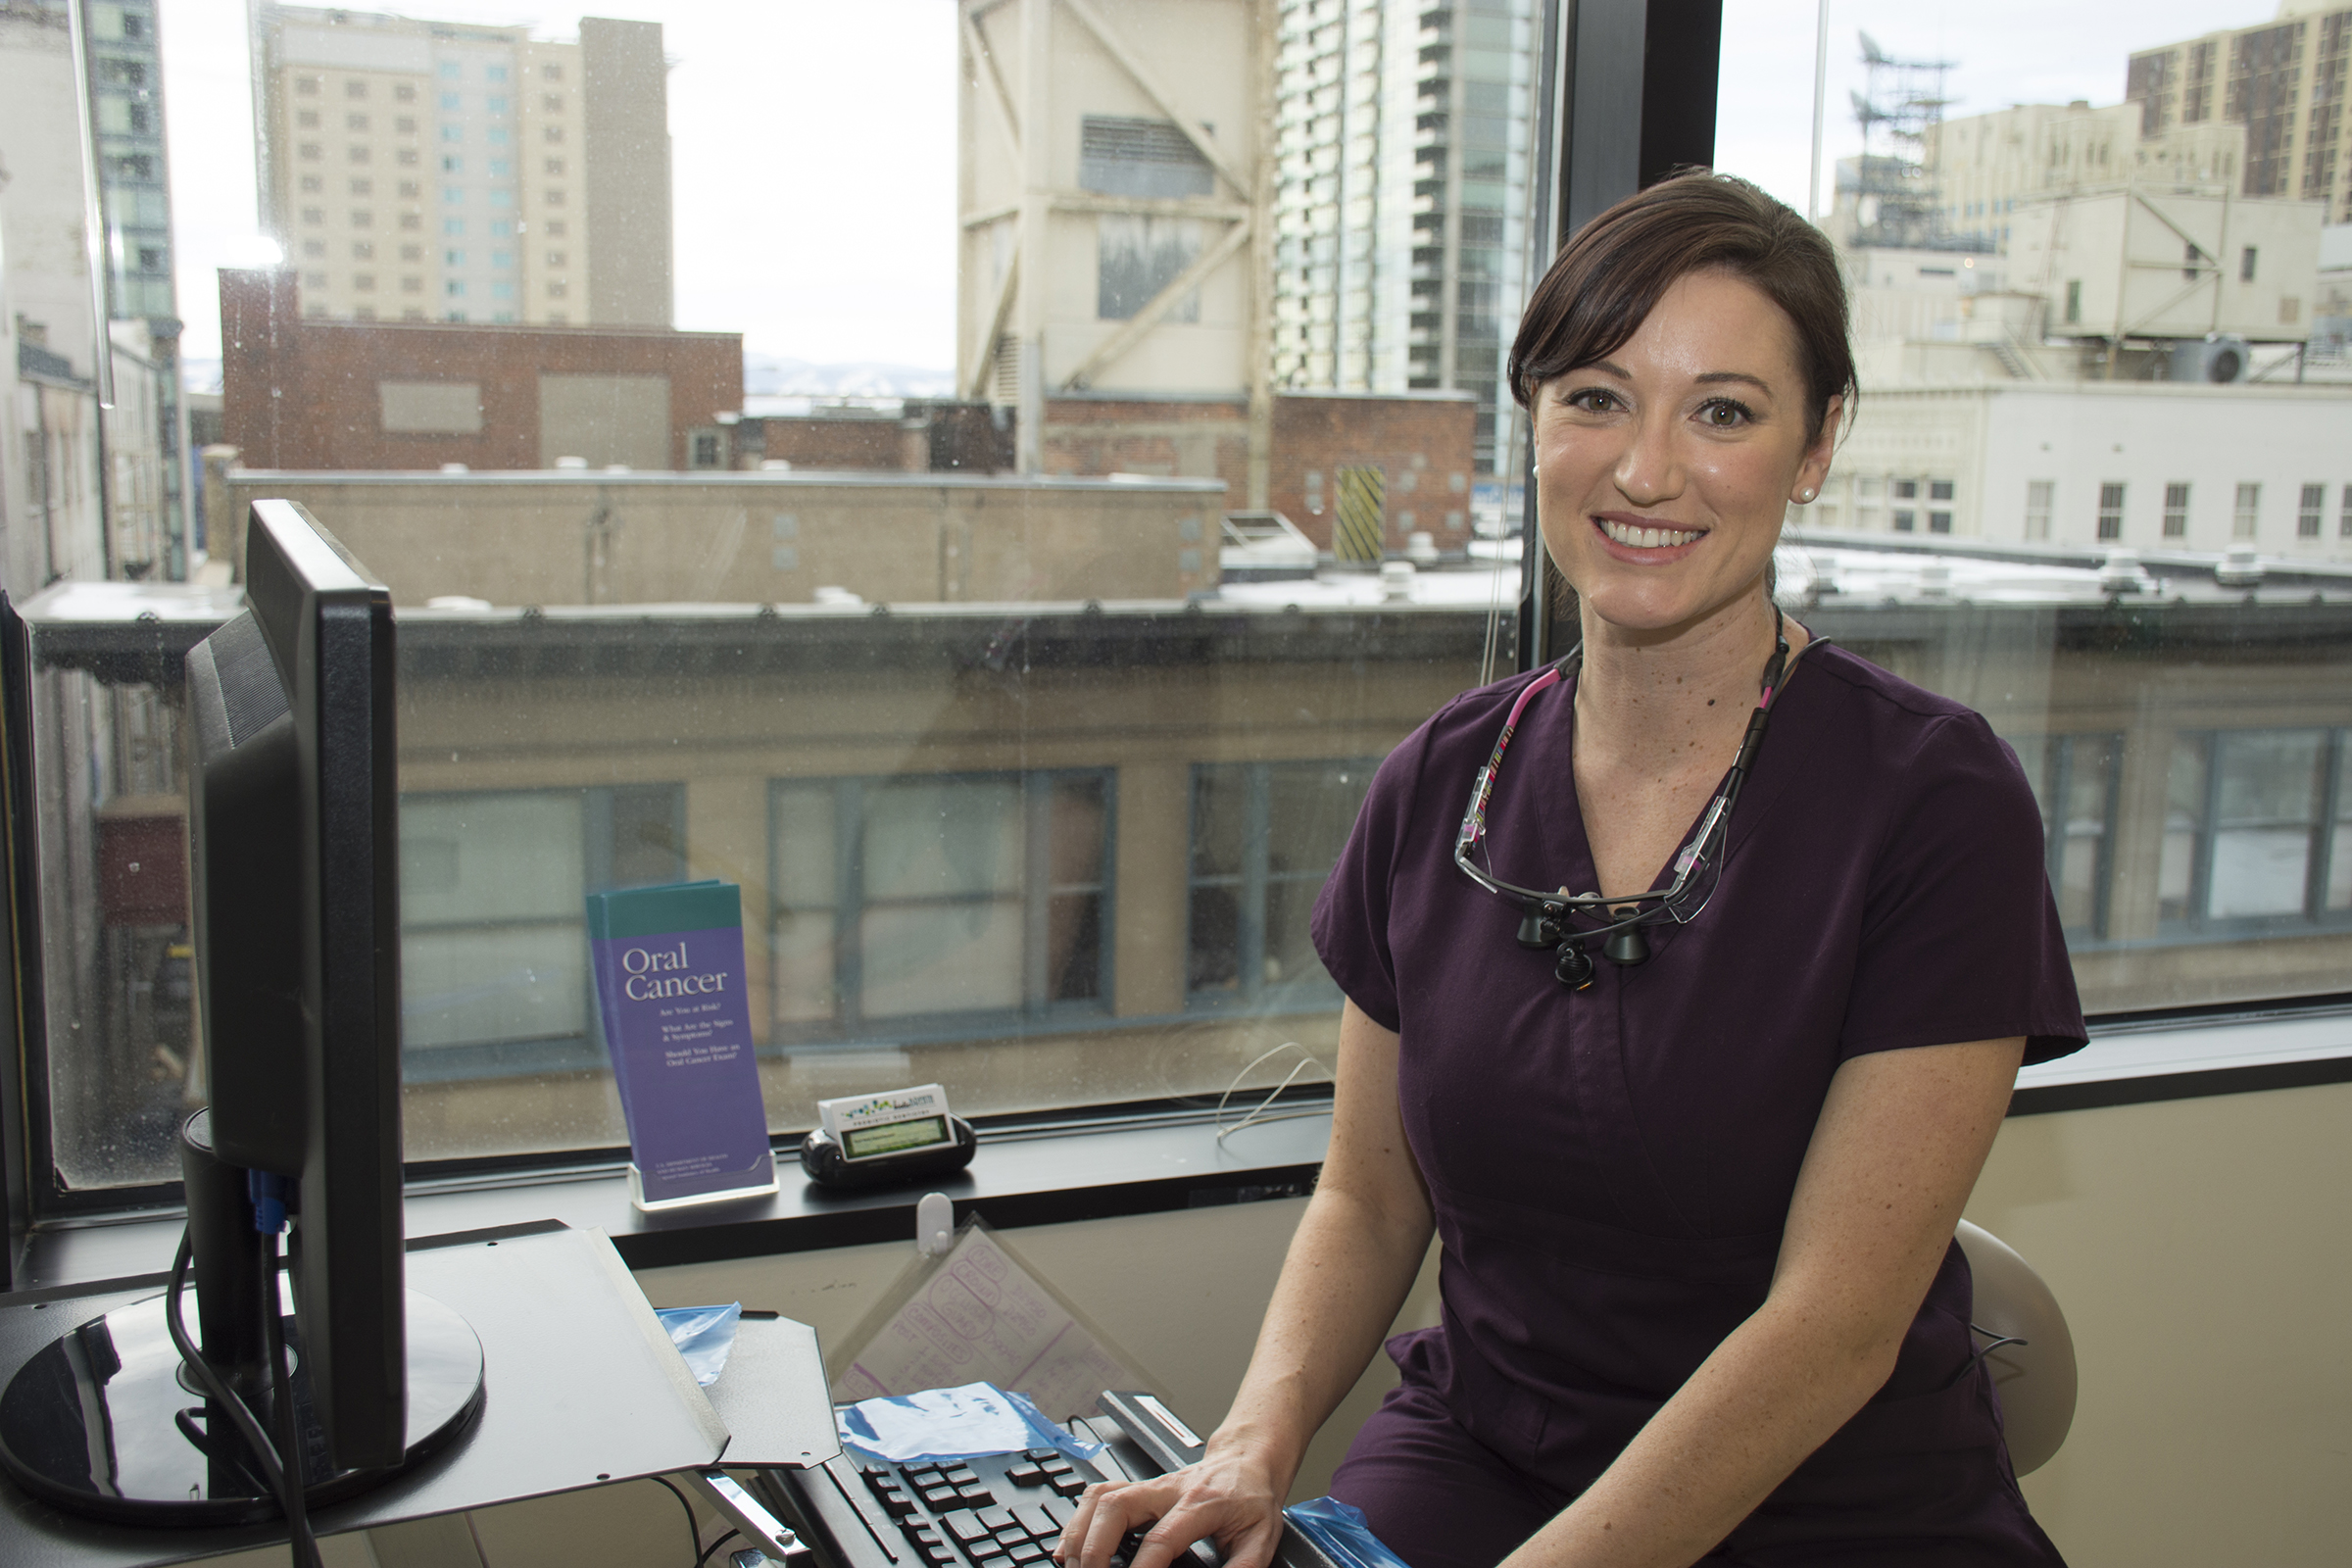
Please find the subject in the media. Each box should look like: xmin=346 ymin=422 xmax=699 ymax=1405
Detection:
xmin=1955 ymin=1220 xmax=2077 ymax=1476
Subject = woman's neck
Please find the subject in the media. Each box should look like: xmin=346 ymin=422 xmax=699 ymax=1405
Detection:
xmin=1571 ymin=596 xmax=1802 ymax=775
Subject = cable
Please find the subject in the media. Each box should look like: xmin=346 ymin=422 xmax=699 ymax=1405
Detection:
xmin=260 ymin=1229 xmax=324 ymax=1568
xmin=1215 ymin=1042 xmax=1334 ymax=1145
xmin=163 ymin=1228 xmax=316 ymax=1564
xmin=696 ymin=1527 xmax=744 ymax=1568
xmin=650 ymin=1473 xmax=706 ymax=1565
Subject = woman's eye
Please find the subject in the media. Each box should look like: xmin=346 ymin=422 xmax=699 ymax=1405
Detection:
xmin=1563 ymin=387 xmax=1618 ymax=413
xmin=1698 ymin=400 xmax=1752 ymax=428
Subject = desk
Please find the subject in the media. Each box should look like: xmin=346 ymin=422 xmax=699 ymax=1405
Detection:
xmin=0 ymin=1222 xmax=834 ymax=1568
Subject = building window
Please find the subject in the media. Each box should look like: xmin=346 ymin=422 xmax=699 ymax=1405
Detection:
xmin=2340 ymin=484 xmax=2352 ymax=538
xmin=446 ymin=248 xmax=466 ymax=266
xmin=443 ymin=155 xmax=464 ymax=172
xmin=344 ymin=77 xmax=369 ymax=99
xmin=398 ymin=149 xmax=418 ymax=167
xmin=486 ymin=65 xmax=509 ymax=82
xmin=444 ymin=185 xmax=465 ymax=204
xmin=394 ymin=82 xmax=416 ymax=103
xmin=1892 ymin=510 xmax=1916 ymax=532
xmin=298 ymin=142 xmax=321 ymax=161
xmin=348 ymin=145 xmax=371 ymax=165
xmin=351 ymin=209 xmax=373 ymax=228
xmin=1188 ymin=760 xmax=1375 ymax=1006
xmin=346 ymin=113 xmax=369 ymax=130
xmin=2065 ymin=279 xmax=2082 ymax=323
xmin=546 ymin=220 xmax=566 ymax=236
xmin=486 ymin=95 xmax=509 ymax=115
xmin=302 ymin=239 xmax=327 ymax=258
xmin=489 ymin=159 xmax=512 ymax=177
xmin=490 ymin=281 xmax=514 ymax=299
xmin=768 ymin=773 xmax=1112 ymax=1038
xmin=547 ymin=250 xmax=567 ymax=268
xmin=400 ymin=786 xmax=684 ymax=1078
xmin=354 ymin=273 xmax=376 ymax=292
xmin=488 ymin=127 xmax=510 ymax=146
xmin=396 ymin=116 xmax=416 ymax=134
xmin=298 ymin=110 xmax=320 ymax=129
xmin=401 ymin=275 xmax=422 ymax=293
xmin=303 ymin=271 xmax=328 ymax=289
xmin=446 ymin=279 xmax=466 ymax=297
xmin=1929 ymin=480 xmax=1955 ymax=502
xmin=439 ymin=62 xmax=461 ymax=79
xmin=2097 ymin=482 xmax=2126 ymax=540
xmin=1893 ymin=479 xmax=1918 ymax=501
xmin=548 ymin=281 xmax=568 ymax=298
xmin=2164 ymin=481 xmax=2190 ymax=537
xmin=443 ymin=124 xmax=464 ymax=142
xmin=2162 ymin=729 xmax=2351 ymax=926
xmin=545 ymin=124 xmax=565 ymax=143
xmin=296 ymin=75 xmax=319 ymax=95
xmin=301 ymin=206 xmax=324 ymax=225
xmin=691 ymin=430 xmax=724 ymax=468
xmin=544 ymin=188 xmax=565 ymax=207
xmin=1929 ymin=511 xmax=1953 ymax=534
xmin=2233 ymin=482 xmax=2261 ymax=539
xmin=301 ymin=174 xmax=322 ymax=193
xmin=351 ymin=241 xmax=374 ymax=260
xmin=491 ymin=250 xmax=513 ymax=269
xmin=2240 ymin=246 xmax=2258 ymax=281
xmin=401 ymin=243 xmax=422 ymax=261
xmin=545 ymin=157 xmax=566 ymax=175
xmin=399 ymin=212 xmax=420 ymax=229
xmin=445 ymin=218 xmax=465 ymax=235
xmin=2298 ymin=483 xmax=2325 ymax=538
xmin=2010 ymin=732 xmax=2124 ymax=936
xmin=2025 ymin=480 xmax=2054 ymax=540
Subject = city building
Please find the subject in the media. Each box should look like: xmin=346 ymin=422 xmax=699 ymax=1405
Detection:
xmin=955 ymin=0 xmax=1275 ymax=479
xmin=1 ymin=1 xmax=174 ymax=594
xmin=218 ymin=269 xmax=738 ymax=473
xmin=2127 ymin=2 xmax=2352 ymax=220
xmin=1812 ymin=378 xmax=2352 ymax=556
xmin=1268 ymin=0 xmax=1540 ymax=481
xmin=252 ymin=4 xmax=672 ymax=327
xmin=1916 ymin=101 xmax=2249 ymax=252
xmin=79 ymin=0 xmax=189 ymax=577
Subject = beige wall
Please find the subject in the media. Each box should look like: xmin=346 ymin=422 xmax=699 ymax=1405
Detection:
xmin=204 ymin=1078 xmax=2350 ymax=1568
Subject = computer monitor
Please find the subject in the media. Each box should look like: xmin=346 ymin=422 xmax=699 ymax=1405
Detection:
xmin=0 ymin=501 xmax=481 ymax=1526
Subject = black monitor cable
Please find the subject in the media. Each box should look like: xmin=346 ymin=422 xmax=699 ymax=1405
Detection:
xmin=165 ymin=1226 xmax=324 ymax=1568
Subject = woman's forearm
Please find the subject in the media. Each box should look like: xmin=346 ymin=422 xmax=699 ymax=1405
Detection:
xmin=1209 ymin=1177 xmax=1436 ymax=1488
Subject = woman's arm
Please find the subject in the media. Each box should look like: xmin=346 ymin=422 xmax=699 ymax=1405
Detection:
xmin=1058 ymin=1000 xmax=1436 ymax=1568
xmin=1505 ymin=1035 xmax=2027 ymax=1568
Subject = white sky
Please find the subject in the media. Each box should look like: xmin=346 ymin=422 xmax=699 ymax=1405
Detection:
xmin=159 ymin=0 xmax=2289 ymax=369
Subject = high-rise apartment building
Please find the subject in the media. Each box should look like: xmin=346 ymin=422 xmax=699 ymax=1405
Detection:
xmin=253 ymin=6 xmax=671 ymax=328
xmin=2127 ymin=3 xmax=2352 ymax=220
xmin=1269 ymin=0 xmax=1539 ymax=477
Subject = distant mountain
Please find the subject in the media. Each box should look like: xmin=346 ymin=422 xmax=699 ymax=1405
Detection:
xmin=744 ymin=355 xmax=956 ymax=399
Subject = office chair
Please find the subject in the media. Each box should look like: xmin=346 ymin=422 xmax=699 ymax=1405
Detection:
xmin=1955 ymin=1220 xmax=2077 ymax=1476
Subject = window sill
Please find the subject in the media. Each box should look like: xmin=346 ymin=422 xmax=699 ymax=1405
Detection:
xmin=10 ymin=1104 xmax=1334 ymax=1296
xmin=15 ymin=1001 xmax=2352 ymax=1298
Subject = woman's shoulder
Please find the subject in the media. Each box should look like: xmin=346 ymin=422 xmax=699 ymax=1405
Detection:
xmin=1789 ymin=643 xmax=2037 ymax=823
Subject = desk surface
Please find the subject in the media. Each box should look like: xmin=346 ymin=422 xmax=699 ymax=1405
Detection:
xmin=0 ymin=1224 xmax=755 ymax=1568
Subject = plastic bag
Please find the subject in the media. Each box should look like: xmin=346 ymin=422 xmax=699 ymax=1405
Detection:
xmin=656 ymin=1302 xmax=744 ymax=1387
xmin=837 ymin=1381 xmax=1104 ymax=1465
xmin=1283 ymin=1496 xmax=1414 ymax=1568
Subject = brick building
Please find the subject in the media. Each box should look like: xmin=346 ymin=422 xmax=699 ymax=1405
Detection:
xmin=220 ymin=269 xmax=740 ymax=471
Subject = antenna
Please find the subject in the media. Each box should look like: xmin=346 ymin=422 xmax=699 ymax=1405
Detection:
xmin=1843 ymin=30 xmax=1984 ymax=256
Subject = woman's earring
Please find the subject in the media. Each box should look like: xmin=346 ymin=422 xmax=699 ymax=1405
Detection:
xmin=1796 ymin=487 xmax=1816 ymax=503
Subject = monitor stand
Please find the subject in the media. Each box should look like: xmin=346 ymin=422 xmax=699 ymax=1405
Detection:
xmin=0 ymin=1114 xmax=485 ymax=1527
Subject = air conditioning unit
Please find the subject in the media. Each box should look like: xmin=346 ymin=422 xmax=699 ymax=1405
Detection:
xmin=2169 ymin=334 xmax=2250 ymax=384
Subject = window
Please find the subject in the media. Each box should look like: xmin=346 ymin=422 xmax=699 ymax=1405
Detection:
xmin=1892 ymin=509 xmax=1916 ymax=532
xmin=396 ymin=116 xmax=416 ymax=134
xmin=350 ymin=177 xmax=373 ymax=196
xmin=2026 ymin=479 xmax=2054 ymax=539
xmin=1188 ymin=761 xmax=1375 ymax=1007
xmin=395 ymin=83 xmax=416 ymax=103
xmin=401 ymin=787 xmax=683 ymax=1078
xmin=445 ymin=218 xmax=466 ymax=235
xmin=1928 ymin=511 xmax=1952 ymax=534
xmin=2097 ymin=482 xmax=2125 ymax=540
xmin=401 ymin=244 xmax=421 ymax=261
xmin=546 ymin=158 xmax=566 ymax=176
xmin=487 ymin=96 xmax=509 ymax=115
xmin=2162 ymin=730 xmax=2349 ymax=926
xmin=354 ymin=273 xmax=376 ymax=292
xmin=347 ymin=113 xmax=369 ymax=131
xmin=2240 ymin=246 xmax=2258 ymax=281
xmin=544 ymin=64 xmax=564 ymax=81
xmin=2342 ymin=485 xmax=2352 ymax=538
xmin=301 ymin=174 xmax=323 ymax=193
xmin=349 ymin=145 xmax=371 ymax=165
xmin=296 ymin=74 xmax=319 ymax=94
xmin=350 ymin=209 xmax=373 ymax=228
xmin=398 ymin=212 xmax=421 ymax=230
xmin=444 ymin=185 xmax=465 ymax=203
xmin=489 ymin=160 xmax=512 ymax=177
xmin=446 ymin=249 xmax=466 ymax=266
xmin=488 ymin=127 xmax=511 ymax=146
xmin=486 ymin=65 xmax=510 ymax=82
xmin=544 ymin=188 xmax=566 ymax=207
xmin=492 ymin=251 xmax=514 ymax=269
xmin=352 ymin=241 xmax=375 ymax=260
xmin=1929 ymin=480 xmax=1954 ymax=502
xmin=301 ymin=206 xmax=324 ymax=225
xmin=446 ymin=279 xmax=467 ymax=297
xmin=298 ymin=109 xmax=321 ymax=129
xmin=2011 ymin=734 xmax=2123 ymax=937
xmin=2065 ymin=279 xmax=2082 ymax=323
xmin=345 ymin=78 xmax=369 ymax=99
xmin=2164 ymin=481 xmax=2190 ymax=537
xmin=2234 ymin=482 xmax=2261 ymax=539
xmin=769 ymin=774 xmax=1111 ymax=1038
xmin=490 ymin=220 xmax=514 ymax=237
xmin=2298 ymin=484 xmax=2325 ymax=538
xmin=439 ymin=61 xmax=461 ymax=79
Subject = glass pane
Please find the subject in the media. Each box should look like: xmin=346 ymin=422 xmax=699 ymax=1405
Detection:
xmin=860 ymin=901 xmax=1024 ymax=1016
xmin=771 ymin=785 xmax=837 ymax=911
xmin=2159 ymin=735 xmax=2207 ymax=925
xmin=400 ymin=792 xmax=583 ymax=925
xmin=2207 ymin=732 xmax=2323 ymax=919
xmin=770 ymin=907 xmax=837 ymax=1026
xmin=1266 ymin=760 xmax=1375 ymax=880
xmin=402 ymin=923 xmax=585 ymax=1052
xmin=2055 ymin=737 xmax=2115 ymax=933
xmin=1189 ymin=765 xmax=1247 ymax=880
xmin=2329 ymin=741 xmax=2352 ymax=912
xmin=863 ymin=779 xmax=1021 ymax=902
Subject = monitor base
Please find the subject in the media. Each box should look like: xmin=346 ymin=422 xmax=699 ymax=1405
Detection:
xmin=0 ymin=1287 xmax=484 ymax=1528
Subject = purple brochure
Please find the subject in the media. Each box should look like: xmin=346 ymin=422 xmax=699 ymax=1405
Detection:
xmin=587 ymin=880 xmax=778 ymax=1208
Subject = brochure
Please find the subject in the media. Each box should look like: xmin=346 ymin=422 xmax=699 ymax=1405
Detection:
xmin=586 ymin=879 xmax=778 ymax=1209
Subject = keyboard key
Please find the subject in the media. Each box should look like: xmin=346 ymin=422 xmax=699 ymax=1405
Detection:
xmin=970 ymin=1540 xmax=1007 ymax=1559
xmin=922 ymin=1486 xmax=961 ymax=1507
xmin=1050 ymin=1476 xmax=1089 ymax=1498
xmin=920 ymin=1547 xmax=956 ymax=1566
xmin=1012 ymin=1505 xmax=1057 ymax=1539
xmin=1005 ymin=1464 xmax=1047 ymax=1488
xmin=945 ymin=1466 xmax=982 ymax=1486
xmin=942 ymin=1512 xmax=992 ymax=1545
xmin=976 ymin=1508 xmax=1016 ymax=1532
xmin=1042 ymin=1500 xmax=1073 ymax=1530
xmin=1025 ymin=1448 xmax=1059 ymax=1462
xmin=958 ymin=1486 xmax=997 ymax=1506
xmin=1039 ymin=1459 xmax=1073 ymax=1477
xmin=882 ymin=1494 xmax=920 ymax=1519
xmin=1010 ymin=1546 xmax=1050 ymax=1564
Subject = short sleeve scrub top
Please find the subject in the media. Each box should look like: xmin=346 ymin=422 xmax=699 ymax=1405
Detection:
xmin=1309 ymin=643 xmax=2087 ymax=1568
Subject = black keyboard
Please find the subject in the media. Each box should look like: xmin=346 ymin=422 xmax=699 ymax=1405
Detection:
xmin=779 ymin=1394 xmax=1336 ymax=1568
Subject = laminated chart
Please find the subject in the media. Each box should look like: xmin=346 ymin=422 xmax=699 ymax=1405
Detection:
xmin=829 ymin=1223 xmax=1145 ymax=1423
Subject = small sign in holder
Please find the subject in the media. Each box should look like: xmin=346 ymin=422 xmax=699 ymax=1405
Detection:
xmin=588 ymin=880 xmax=779 ymax=1210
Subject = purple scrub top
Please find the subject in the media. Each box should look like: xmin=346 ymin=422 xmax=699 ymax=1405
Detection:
xmin=1311 ymin=642 xmax=2086 ymax=1565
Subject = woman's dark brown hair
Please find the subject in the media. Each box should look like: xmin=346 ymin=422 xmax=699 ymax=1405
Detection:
xmin=1508 ymin=171 xmax=1855 ymax=444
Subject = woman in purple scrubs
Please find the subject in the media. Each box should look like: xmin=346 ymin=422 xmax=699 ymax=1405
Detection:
xmin=1058 ymin=172 xmax=2085 ymax=1568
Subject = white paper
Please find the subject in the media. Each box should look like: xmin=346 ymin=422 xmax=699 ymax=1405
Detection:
xmin=830 ymin=1226 xmax=1137 ymax=1422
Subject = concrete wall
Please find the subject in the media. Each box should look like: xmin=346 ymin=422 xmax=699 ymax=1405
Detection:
xmin=220 ymin=470 xmax=1225 ymax=607
xmin=199 ymin=1077 xmax=2352 ymax=1568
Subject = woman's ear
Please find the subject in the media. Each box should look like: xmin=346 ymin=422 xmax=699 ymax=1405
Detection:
xmin=1791 ymin=393 xmax=1844 ymax=503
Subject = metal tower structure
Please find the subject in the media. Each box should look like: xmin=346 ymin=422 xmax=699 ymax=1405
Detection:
xmin=1844 ymin=30 xmax=1983 ymax=252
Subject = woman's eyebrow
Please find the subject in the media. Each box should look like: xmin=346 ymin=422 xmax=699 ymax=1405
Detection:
xmin=1695 ymin=370 xmax=1775 ymax=394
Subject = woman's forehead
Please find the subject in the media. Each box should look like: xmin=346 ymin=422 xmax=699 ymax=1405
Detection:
xmin=1566 ymin=271 xmax=1803 ymax=389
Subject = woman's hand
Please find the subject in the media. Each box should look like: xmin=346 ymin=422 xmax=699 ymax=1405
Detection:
xmin=1054 ymin=1437 xmax=1291 ymax=1568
